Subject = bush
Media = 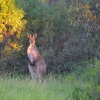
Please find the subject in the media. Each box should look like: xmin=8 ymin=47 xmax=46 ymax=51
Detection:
xmin=0 ymin=0 xmax=100 ymax=73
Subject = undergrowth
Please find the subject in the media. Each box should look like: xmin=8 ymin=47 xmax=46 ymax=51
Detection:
xmin=0 ymin=61 xmax=100 ymax=100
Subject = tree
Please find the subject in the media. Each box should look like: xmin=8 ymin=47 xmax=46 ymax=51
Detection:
xmin=0 ymin=0 xmax=26 ymax=72
xmin=0 ymin=0 xmax=99 ymax=73
xmin=0 ymin=0 xmax=26 ymax=56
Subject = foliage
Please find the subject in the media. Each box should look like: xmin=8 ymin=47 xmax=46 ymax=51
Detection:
xmin=0 ymin=0 xmax=100 ymax=73
xmin=67 ymin=61 xmax=100 ymax=100
xmin=0 ymin=0 xmax=26 ymax=54
xmin=20 ymin=0 xmax=100 ymax=73
xmin=0 ymin=0 xmax=26 ymax=72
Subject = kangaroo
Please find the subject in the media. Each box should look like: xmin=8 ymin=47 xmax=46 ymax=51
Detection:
xmin=27 ymin=34 xmax=46 ymax=82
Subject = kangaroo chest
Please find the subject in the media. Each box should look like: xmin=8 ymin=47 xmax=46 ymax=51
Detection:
xmin=27 ymin=45 xmax=38 ymax=59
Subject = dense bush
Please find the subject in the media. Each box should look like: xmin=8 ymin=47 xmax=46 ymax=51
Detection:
xmin=63 ymin=61 xmax=100 ymax=100
xmin=0 ymin=0 xmax=100 ymax=74
xmin=0 ymin=0 xmax=26 ymax=73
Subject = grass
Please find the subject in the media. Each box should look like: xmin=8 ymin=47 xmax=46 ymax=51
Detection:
xmin=0 ymin=74 xmax=71 ymax=100
xmin=0 ymin=61 xmax=100 ymax=100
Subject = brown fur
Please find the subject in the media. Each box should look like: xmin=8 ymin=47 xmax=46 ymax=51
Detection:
xmin=27 ymin=34 xmax=46 ymax=82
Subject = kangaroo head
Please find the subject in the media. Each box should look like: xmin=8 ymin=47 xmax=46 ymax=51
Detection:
xmin=28 ymin=34 xmax=37 ymax=45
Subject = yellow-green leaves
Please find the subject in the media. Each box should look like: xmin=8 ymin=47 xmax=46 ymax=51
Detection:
xmin=0 ymin=0 xmax=26 ymax=36
xmin=0 ymin=0 xmax=26 ymax=57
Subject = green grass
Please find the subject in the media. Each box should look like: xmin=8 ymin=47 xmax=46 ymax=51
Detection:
xmin=0 ymin=61 xmax=100 ymax=100
xmin=0 ymin=74 xmax=72 ymax=100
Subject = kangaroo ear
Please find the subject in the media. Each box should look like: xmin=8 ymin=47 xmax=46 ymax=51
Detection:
xmin=27 ymin=34 xmax=32 ymax=38
xmin=33 ymin=34 xmax=37 ymax=38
